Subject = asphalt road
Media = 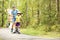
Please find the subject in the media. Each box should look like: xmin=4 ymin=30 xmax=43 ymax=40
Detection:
xmin=0 ymin=28 xmax=60 ymax=40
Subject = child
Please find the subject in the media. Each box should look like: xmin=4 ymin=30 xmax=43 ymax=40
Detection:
xmin=7 ymin=14 xmax=13 ymax=28
xmin=13 ymin=12 xmax=22 ymax=34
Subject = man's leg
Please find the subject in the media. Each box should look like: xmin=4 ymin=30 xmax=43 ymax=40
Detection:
xmin=13 ymin=18 xmax=16 ymax=32
xmin=11 ymin=22 xmax=14 ymax=32
xmin=13 ymin=25 xmax=16 ymax=33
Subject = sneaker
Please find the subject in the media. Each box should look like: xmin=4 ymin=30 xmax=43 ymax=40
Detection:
xmin=13 ymin=32 xmax=16 ymax=33
xmin=11 ymin=29 xmax=13 ymax=32
xmin=17 ymin=32 xmax=20 ymax=34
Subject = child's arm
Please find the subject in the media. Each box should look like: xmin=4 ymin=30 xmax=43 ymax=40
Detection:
xmin=20 ymin=16 xmax=22 ymax=21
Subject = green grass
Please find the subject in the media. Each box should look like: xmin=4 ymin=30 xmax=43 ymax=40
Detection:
xmin=20 ymin=28 xmax=60 ymax=38
xmin=0 ymin=37 xmax=2 ymax=40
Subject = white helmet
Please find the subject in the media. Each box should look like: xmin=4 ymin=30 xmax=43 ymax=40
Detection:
xmin=17 ymin=11 xmax=21 ymax=14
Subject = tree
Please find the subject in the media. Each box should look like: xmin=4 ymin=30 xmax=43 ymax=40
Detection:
xmin=37 ymin=0 xmax=40 ymax=25
xmin=56 ymin=0 xmax=60 ymax=24
xmin=2 ymin=0 xmax=4 ymax=27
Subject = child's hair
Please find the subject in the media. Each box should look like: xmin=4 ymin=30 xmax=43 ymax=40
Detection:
xmin=17 ymin=13 xmax=22 ymax=15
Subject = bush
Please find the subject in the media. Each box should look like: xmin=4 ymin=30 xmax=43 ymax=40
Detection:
xmin=51 ymin=25 xmax=60 ymax=32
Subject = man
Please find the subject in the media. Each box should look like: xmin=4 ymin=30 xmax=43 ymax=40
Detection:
xmin=11 ymin=6 xmax=19 ymax=32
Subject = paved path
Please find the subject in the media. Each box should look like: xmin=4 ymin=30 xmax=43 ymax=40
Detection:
xmin=0 ymin=28 xmax=60 ymax=40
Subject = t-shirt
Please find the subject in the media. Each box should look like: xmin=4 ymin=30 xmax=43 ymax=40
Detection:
xmin=16 ymin=15 xmax=21 ymax=22
xmin=11 ymin=9 xmax=18 ymax=18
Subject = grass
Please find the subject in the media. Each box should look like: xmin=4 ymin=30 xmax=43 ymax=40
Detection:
xmin=20 ymin=28 xmax=60 ymax=38
xmin=0 ymin=37 xmax=2 ymax=40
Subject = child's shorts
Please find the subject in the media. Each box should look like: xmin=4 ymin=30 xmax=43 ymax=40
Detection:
xmin=16 ymin=22 xmax=20 ymax=27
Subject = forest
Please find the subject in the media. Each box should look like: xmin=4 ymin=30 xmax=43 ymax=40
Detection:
xmin=0 ymin=0 xmax=60 ymax=37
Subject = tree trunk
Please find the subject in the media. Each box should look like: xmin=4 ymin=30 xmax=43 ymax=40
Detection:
xmin=48 ymin=0 xmax=51 ymax=25
xmin=32 ymin=6 xmax=34 ymax=17
xmin=56 ymin=0 xmax=60 ymax=24
xmin=25 ymin=0 xmax=28 ymax=26
xmin=37 ymin=0 xmax=40 ymax=25
xmin=2 ymin=0 xmax=4 ymax=27
xmin=47 ymin=0 xmax=51 ymax=32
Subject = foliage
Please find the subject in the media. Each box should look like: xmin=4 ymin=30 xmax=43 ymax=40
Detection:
xmin=20 ymin=28 xmax=60 ymax=37
xmin=0 ymin=0 xmax=60 ymax=32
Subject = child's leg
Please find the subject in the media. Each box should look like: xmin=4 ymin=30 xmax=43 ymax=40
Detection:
xmin=14 ymin=22 xmax=20 ymax=34
xmin=9 ymin=22 xmax=13 ymax=28
xmin=17 ymin=23 xmax=20 ymax=34
xmin=16 ymin=27 xmax=20 ymax=34
xmin=7 ymin=22 xmax=10 ymax=28
xmin=14 ymin=27 xmax=18 ymax=32
xmin=9 ymin=22 xmax=13 ymax=32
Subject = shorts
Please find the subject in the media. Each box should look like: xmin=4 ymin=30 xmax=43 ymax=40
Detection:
xmin=12 ymin=18 xmax=16 ymax=23
xmin=16 ymin=22 xmax=20 ymax=27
